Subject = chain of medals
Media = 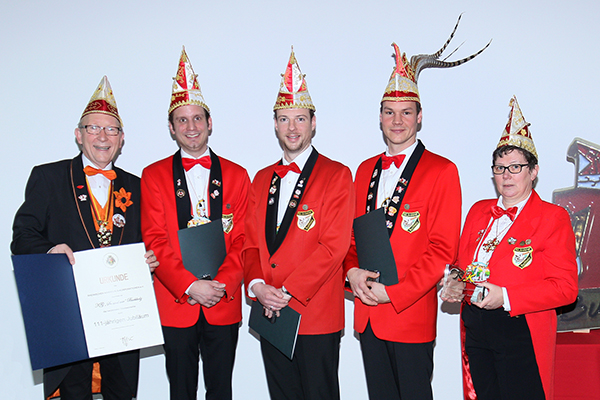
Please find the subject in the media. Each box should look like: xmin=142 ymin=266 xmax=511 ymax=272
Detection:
xmin=481 ymin=217 xmax=513 ymax=253
xmin=465 ymin=214 xmax=515 ymax=284
xmin=186 ymin=173 xmax=211 ymax=227
xmin=89 ymin=181 xmax=115 ymax=247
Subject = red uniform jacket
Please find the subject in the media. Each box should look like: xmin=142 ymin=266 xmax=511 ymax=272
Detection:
xmin=459 ymin=191 xmax=578 ymax=400
xmin=344 ymin=149 xmax=462 ymax=343
xmin=141 ymin=153 xmax=250 ymax=328
xmin=243 ymin=153 xmax=355 ymax=335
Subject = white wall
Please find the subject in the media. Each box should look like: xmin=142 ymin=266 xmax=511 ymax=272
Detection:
xmin=1 ymin=1 xmax=599 ymax=399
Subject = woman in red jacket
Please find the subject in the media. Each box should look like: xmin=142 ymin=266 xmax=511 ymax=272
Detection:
xmin=445 ymin=96 xmax=578 ymax=400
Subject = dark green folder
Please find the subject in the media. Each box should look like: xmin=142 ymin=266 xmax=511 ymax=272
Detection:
xmin=249 ymin=300 xmax=301 ymax=359
xmin=177 ymin=219 xmax=226 ymax=279
xmin=353 ymin=208 xmax=399 ymax=285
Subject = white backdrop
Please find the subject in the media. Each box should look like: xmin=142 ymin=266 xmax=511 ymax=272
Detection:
xmin=2 ymin=1 xmax=599 ymax=399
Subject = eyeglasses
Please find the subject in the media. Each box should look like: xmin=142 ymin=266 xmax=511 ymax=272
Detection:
xmin=80 ymin=125 xmax=122 ymax=136
xmin=491 ymin=164 xmax=529 ymax=175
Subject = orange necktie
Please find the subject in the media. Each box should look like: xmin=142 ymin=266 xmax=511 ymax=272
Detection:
xmin=83 ymin=166 xmax=116 ymax=180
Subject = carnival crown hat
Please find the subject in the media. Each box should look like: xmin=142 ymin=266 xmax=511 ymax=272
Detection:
xmin=81 ymin=76 xmax=122 ymax=125
xmin=274 ymin=47 xmax=315 ymax=111
xmin=169 ymin=46 xmax=210 ymax=115
xmin=497 ymin=96 xmax=538 ymax=160
xmin=382 ymin=14 xmax=491 ymax=104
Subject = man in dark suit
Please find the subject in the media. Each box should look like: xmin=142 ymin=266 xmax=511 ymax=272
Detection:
xmin=141 ymin=48 xmax=250 ymax=400
xmin=243 ymin=48 xmax=355 ymax=400
xmin=12 ymin=76 xmax=157 ymax=400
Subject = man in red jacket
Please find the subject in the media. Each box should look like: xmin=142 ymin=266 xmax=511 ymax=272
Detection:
xmin=345 ymin=33 xmax=487 ymax=400
xmin=141 ymin=47 xmax=250 ymax=400
xmin=243 ymin=47 xmax=355 ymax=400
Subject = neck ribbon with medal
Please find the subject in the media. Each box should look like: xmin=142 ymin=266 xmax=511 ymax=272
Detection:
xmin=173 ymin=149 xmax=223 ymax=231
xmin=87 ymin=179 xmax=115 ymax=247
xmin=465 ymin=205 xmax=517 ymax=303
xmin=365 ymin=141 xmax=424 ymax=237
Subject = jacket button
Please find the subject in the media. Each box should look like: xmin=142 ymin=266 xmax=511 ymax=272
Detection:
xmin=175 ymin=299 xmax=179 ymax=303
xmin=271 ymin=263 xmax=277 ymax=268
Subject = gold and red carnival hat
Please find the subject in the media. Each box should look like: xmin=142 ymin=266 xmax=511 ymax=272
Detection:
xmin=497 ymin=96 xmax=538 ymax=159
xmin=382 ymin=43 xmax=420 ymax=103
xmin=81 ymin=76 xmax=122 ymax=125
xmin=274 ymin=47 xmax=315 ymax=111
xmin=382 ymin=14 xmax=490 ymax=105
xmin=169 ymin=46 xmax=210 ymax=115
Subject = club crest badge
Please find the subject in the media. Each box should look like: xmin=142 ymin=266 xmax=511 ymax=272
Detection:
xmin=401 ymin=211 xmax=420 ymax=233
xmin=222 ymin=213 xmax=234 ymax=234
xmin=296 ymin=210 xmax=316 ymax=232
xmin=78 ymin=194 xmax=88 ymax=202
xmin=512 ymin=246 xmax=533 ymax=269
xmin=176 ymin=189 xmax=186 ymax=198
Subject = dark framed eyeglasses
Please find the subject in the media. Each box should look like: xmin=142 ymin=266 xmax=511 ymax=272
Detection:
xmin=491 ymin=164 xmax=529 ymax=175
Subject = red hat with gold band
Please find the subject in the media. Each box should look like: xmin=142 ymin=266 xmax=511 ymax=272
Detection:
xmin=274 ymin=47 xmax=315 ymax=111
xmin=497 ymin=96 xmax=538 ymax=160
xmin=382 ymin=14 xmax=490 ymax=106
xmin=382 ymin=43 xmax=420 ymax=104
xmin=169 ymin=46 xmax=210 ymax=115
xmin=81 ymin=76 xmax=122 ymax=125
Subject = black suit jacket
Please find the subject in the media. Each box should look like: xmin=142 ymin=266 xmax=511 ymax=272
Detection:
xmin=12 ymin=153 xmax=141 ymax=398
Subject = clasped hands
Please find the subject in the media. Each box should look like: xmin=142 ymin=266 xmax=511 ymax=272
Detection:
xmin=252 ymin=283 xmax=292 ymax=318
xmin=187 ymin=279 xmax=226 ymax=308
xmin=347 ymin=267 xmax=390 ymax=306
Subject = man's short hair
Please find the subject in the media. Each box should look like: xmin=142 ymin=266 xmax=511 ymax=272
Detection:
xmin=273 ymin=109 xmax=315 ymax=120
xmin=379 ymin=101 xmax=422 ymax=115
xmin=168 ymin=107 xmax=211 ymax=126
xmin=492 ymin=145 xmax=538 ymax=169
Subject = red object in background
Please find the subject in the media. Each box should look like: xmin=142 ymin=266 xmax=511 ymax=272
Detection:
xmin=554 ymin=330 xmax=600 ymax=400
xmin=553 ymin=138 xmax=600 ymax=331
xmin=553 ymin=138 xmax=600 ymax=289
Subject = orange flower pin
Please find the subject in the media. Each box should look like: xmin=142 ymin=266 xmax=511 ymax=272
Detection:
xmin=114 ymin=188 xmax=133 ymax=212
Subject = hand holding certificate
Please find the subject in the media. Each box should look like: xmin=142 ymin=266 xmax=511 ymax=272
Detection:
xmin=12 ymin=243 xmax=163 ymax=370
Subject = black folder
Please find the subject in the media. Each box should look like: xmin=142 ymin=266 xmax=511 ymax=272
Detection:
xmin=177 ymin=219 xmax=226 ymax=279
xmin=12 ymin=253 xmax=89 ymax=370
xmin=248 ymin=300 xmax=301 ymax=360
xmin=353 ymin=208 xmax=399 ymax=285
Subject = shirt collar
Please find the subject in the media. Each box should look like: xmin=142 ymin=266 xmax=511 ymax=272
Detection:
xmin=82 ymin=154 xmax=112 ymax=170
xmin=281 ymin=146 xmax=312 ymax=170
xmin=181 ymin=148 xmax=210 ymax=160
xmin=497 ymin=192 xmax=532 ymax=219
xmin=386 ymin=140 xmax=418 ymax=158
